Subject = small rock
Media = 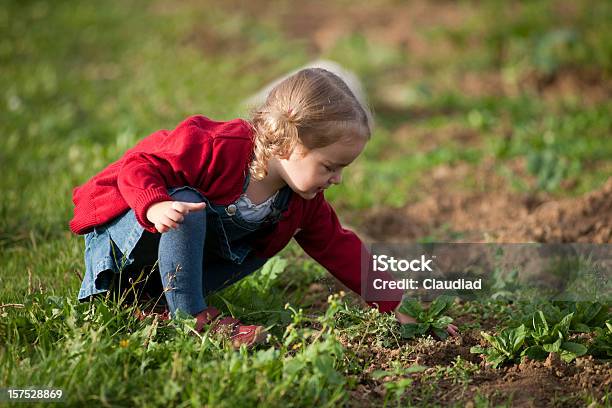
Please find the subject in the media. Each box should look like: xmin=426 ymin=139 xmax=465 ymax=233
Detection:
xmin=518 ymin=357 xmax=530 ymax=371
xmin=544 ymin=352 xmax=562 ymax=369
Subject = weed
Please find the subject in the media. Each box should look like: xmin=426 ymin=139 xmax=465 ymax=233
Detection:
xmin=371 ymin=363 xmax=427 ymax=407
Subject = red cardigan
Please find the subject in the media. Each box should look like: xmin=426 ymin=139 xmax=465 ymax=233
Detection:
xmin=69 ymin=115 xmax=402 ymax=312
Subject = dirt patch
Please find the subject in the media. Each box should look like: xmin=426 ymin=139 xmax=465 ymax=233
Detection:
xmin=360 ymin=176 xmax=612 ymax=244
xmin=418 ymin=355 xmax=612 ymax=407
xmin=466 ymin=355 xmax=612 ymax=407
xmin=500 ymin=178 xmax=612 ymax=243
xmin=390 ymin=123 xmax=482 ymax=156
xmin=529 ymin=67 xmax=612 ymax=106
xmin=452 ymin=308 xmax=502 ymax=332
xmin=346 ymin=332 xmax=611 ymax=407
xmin=181 ymin=25 xmax=250 ymax=56
xmin=457 ymin=70 xmax=508 ymax=98
xmin=342 ymin=329 xmax=481 ymax=406
xmin=302 ymin=282 xmax=337 ymax=313
xmin=412 ymin=330 xmax=482 ymax=366
xmin=457 ymin=66 xmax=611 ymax=104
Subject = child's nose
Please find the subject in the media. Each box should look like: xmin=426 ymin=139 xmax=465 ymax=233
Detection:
xmin=330 ymin=172 xmax=342 ymax=185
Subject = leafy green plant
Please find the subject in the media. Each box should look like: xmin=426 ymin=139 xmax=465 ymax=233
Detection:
xmin=560 ymin=301 xmax=610 ymax=332
xmin=470 ymin=325 xmax=527 ymax=368
xmin=398 ymin=296 xmax=454 ymax=340
xmin=253 ymin=256 xmax=287 ymax=292
xmin=588 ymin=320 xmax=612 ymax=359
xmin=519 ymin=301 xmax=610 ymax=333
xmin=522 ymin=311 xmax=587 ymax=363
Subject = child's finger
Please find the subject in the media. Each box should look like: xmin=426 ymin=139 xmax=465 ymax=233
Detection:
xmin=183 ymin=201 xmax=207 ymax=212
xmin=172 ymin=201 xmax=206 ymax=214
xmin=165 ymin=209 xmax=185 ymax=224
xmin=161 ymin=215 xmax=179 ymax=230
xmin=155 ymin=223 xmax=169 ymax=234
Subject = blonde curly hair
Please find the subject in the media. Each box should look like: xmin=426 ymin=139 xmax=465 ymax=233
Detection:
xmin=248 ymin=68 xmax=373 ymax=180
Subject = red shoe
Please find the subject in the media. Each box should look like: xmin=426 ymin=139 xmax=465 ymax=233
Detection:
xmin=134 ymin=293 xmax=170 ymax=322
xmin=194 ymin=306 xmax=267 ymax=348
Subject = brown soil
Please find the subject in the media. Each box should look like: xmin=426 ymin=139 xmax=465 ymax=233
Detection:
xmin=344 ymin=330 xmax=612 ymax=407
xmin=454 ymin=66 xmax=612 ymax=105
xmin=529 ymin=67 xmax=612 ymax=106
xmin=389 ymin=122 xmax=482 ymax=158
xmin=466 ymin=355 xmax=612 ymax=407
xmin=302 ymin=282 xmax=337 ymax=313
xmin=181 ymin=25 xmax=250 ymax=56
xmin=360 ymin=176 xmax=612 ymax=244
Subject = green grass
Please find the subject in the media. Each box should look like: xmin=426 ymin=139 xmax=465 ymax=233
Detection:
xmin=1 ymin=0 xmax=611 ymax=406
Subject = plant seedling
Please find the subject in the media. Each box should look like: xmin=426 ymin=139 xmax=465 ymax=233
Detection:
xmin=587 ymin=320 xmax=612 ymax=359
xmin=470 ymin=324 xmax=527 ymax=368
xmin=561 ymin=301 xmax=609 ymax=332
xmin=522 ymin=311 xmax=587 ymax=363
xmin=398 ymin=295 xmax=454 ymax=340
xmin=519 ymin=301 xmax=609 ymax=333
xmin=371 ymin=363 xmax=427 ymax=407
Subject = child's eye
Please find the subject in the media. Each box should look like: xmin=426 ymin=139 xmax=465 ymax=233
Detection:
xmin=324 ymin=165 xmax=334 ymax=172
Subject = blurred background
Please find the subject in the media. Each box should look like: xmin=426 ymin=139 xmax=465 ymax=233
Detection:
xmin=1 ymin=0 xmax=610 ymax=297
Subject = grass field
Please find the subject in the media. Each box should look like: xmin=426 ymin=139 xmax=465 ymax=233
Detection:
xmin=1 ymin=1 xmax=611 ymax=406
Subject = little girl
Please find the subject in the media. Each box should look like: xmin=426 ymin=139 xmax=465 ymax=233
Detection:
xmin=70 ymin=68 xmax=456 ymax=347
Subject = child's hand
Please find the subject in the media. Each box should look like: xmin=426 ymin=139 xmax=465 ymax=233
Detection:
xmin=394 ymin=309 xmax=418 ymax=325
xmin=146 ymin=201 xmax=206 ymax=233
xmin=394 ymin=308 xmax=460 ymax=337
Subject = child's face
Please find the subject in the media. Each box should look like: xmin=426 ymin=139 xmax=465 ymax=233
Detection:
xmin=278 ymin=135 xmax=367 ymax=200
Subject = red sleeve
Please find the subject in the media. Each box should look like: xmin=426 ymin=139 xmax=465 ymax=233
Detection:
xmin=117 ymin=123 xmax=213 ymax=232
xmin=294 ymin=194 xmax=402 ymax=313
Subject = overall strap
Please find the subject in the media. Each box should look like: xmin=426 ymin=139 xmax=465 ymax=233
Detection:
xmin=267 ymin=186 xmax=292 ymax=222
xmin=242 ymin=171 xmax=251 ymax=193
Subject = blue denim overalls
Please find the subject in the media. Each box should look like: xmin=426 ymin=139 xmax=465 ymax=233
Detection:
xmin=77 ymin=174 xmax=292 ymax=302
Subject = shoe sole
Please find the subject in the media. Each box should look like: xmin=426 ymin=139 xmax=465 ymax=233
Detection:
xmin=232 ymin=326 xmax=268 ymax=349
